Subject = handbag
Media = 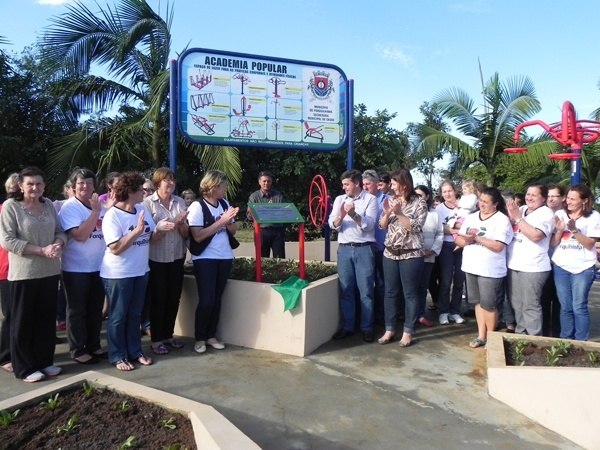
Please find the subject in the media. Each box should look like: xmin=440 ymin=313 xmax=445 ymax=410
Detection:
xmin=189 ymin=198 xmax=238 ymax=255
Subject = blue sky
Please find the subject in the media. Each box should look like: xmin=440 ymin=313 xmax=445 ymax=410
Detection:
xmin=2 ymin=0 xmax=600 ymax=134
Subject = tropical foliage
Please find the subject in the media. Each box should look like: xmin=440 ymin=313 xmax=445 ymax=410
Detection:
xmin=415 ymin=72 xmax=558 ymax=188
xmin=39 ymin=0 xmax=241 ymax=192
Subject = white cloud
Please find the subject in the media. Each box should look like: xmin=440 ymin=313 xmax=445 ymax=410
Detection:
xmin=375 ymin=44 xmax=414 ymax=68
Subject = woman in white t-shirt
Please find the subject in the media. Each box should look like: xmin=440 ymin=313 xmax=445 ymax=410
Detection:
xmin=59 ymin=168 xmax=107 ymax=364
xmin=100 ymin=172 xmax=174 ymax=372
xmin=188 ymin=170 xmax=239 ymax=355
xmin=550 ymin=184 xmax=600 ymax=341
xmin=456 ymin=187 xmax=513 ymax=348
xmin=506 ymin=183 xmax=554 ymax=336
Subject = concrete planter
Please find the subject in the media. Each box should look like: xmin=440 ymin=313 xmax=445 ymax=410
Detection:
xmin=175 ymin=272 xmax=339 ymax=357
xmin=486 ymin=331 xmax=600 ymax=449
xmin=0 ymin=371 xmax=259 ymax=450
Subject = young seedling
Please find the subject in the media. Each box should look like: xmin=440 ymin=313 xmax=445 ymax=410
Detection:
xmin=119 ymin=435 xmax=136 ymax=449
xmin=512 ymin=339 xmax=528 ymax=366
xmin=57 ymin=415 xmax=80 ymax=434
xmin=545 ymin=346 xmax=562 ymax=366
xmin=588 ymin=351 xmax=599 ymax=367
xmin=41 ymin=393 xmax=61 ymax=411
xmin=554 ymin=340 xmax=572 ymax=355
xmin=82 ymin=382 xmax=95 ymax=397
xmin=116 ymin=400 xmax=130 ymax=413
xmin=0 ymin=409 xmax=20 ymax=426
xmin=160 ymin=417 xmax=177 ymax=430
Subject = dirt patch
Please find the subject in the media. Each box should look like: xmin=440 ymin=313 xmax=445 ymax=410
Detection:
xmin=504 ymin=338 xmax=600 ymax=367
xmin=1 ymin=383 xmax=196 ymax=449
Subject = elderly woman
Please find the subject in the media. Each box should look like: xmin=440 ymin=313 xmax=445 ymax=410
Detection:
xmin=188 ymin=170 xmax=239 ymax=354
xmin=435 ymin=180 xmax=467 ymax=325
xmin=377 ymin=169 xmax=427 ymax=347
xmin=100 ymin=171 xmax=174 ymax=371
xmin=0 ymin=167 xmax=67 ymax=382
xmin=0 ymin=173 xmax=19 ymax=374
xmin=59 ymin=168 xmax=106 ymax=364
xmin=506 ymin=183 xmax=554 ymax=336
xmin=456 ymin=187 xmax=513 ymax=348
xmin=550 ymin=184 xmax=600 ymax=341
xmin=143 ymin=168 xmax=189 ymax=355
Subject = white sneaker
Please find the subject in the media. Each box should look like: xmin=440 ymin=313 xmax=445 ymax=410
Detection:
xmin=439 ymin=313 xmax=450 ymax=325
xmin=194 ymin=341 xmax=206 ymax=354
xmin=23 ymin=371 xmax=46 ymax=383
xmin=41 ymin=365 xmax=62 ymax=377
xmin=449 ymin=314 xmax=466 ymax=324
xmin=207 ymin=338 xmax=225 ymax=350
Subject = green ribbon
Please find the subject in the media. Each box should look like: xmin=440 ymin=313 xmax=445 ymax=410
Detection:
xmin=272 ymin=275 xmax=309 ymax=311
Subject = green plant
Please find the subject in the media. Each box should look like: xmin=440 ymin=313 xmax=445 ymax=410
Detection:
xmin=512 ymin=339 xmax=529 ymax=366
xmin=116 ymin=400 xmax=130 ymax=413
xmin=228 ymin=258 xmax=337 ymax=284
xmin=56 ymin=415 xmax=80 ymax=434
xmin=0 ymin=409 xmax=20 ymax=426
xmin=160 ymin=417 xmax=177 ymax=430
xmin=119 ymin=436 xmax=136 ymax=449
xmin=554 ymin=340 xmax=572 ymax=355
xmin=41 ymin=393 xmax=61 ymax=411
xmin=545 ymin=346 xmax=563 ymax=366
xmin=588 ymin=351 xmax=599 ymax=367
xmin=82 ymin=382 xmax=95 ymax=397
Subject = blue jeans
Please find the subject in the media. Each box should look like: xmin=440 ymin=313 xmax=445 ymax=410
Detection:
xmin=553 ymin=264 xmax=594 ymax=341
xmin=438 ymin=241 xmax=465 ymax=315
xmin=336 ymin=244 xmax=375 ymax=332
xmin=417 ymin=262 xmax=435 ymax=318
xmin=383 ymin=256 xmax=424 ymax=334
xmin=102 ymin=274 xmax=149 ymax=364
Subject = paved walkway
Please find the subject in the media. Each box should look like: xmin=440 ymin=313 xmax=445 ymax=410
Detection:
xmin=1 ymin=241 xmax=596 ymax=449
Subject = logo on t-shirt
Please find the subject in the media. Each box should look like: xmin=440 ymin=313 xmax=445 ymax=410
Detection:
xmin=127 ymin=221 xmax=151 ymax=233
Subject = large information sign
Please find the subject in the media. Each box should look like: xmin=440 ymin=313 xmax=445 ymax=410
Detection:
xmin=178 ymin=48 xmax=348 ymax=151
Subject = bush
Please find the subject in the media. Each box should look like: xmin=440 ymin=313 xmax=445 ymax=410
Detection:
xmin=229 ymin=258 xmax=337 ymax=284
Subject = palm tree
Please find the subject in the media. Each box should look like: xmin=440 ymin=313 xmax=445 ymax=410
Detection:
xmin=40 ymin=0 xmax=240 ymax=189
xmin=416 ymin=71 xmax=556 ymax=187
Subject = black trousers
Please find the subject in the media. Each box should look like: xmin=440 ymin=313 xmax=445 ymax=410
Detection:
xmin=63 ymin=271 xmax=105 ymax=358
xmin=260 ymin=227 xmax=286 ymax=258
xmin=148 ymin=259 xmax=185 ymax=342
xmin=10 ymin=275 xmax=59 ymax=379
xmin=0 ymin=279 xmax=11 ymax=365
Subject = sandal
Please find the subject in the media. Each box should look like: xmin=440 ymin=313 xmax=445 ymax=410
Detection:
xmin=151 ymin=343 xmax=169 ymax=355
xmin=113 ymin=359 xmax=135 ymax=371
xmin=164 ymin=338 xmax=184 ymax=349
xmin=469 ymin=338 xmax=487 ymax=348
xmin=136 ymin=354 xmax=153 ymax=366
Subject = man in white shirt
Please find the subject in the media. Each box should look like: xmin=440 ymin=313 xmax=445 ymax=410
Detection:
xmin=328 ymin=169 xmax=378 ymax=342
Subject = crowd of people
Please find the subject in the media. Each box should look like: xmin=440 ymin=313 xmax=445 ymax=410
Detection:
xmin=328 ymin=169 xmax=600 ymax=350
xmin=1 ymin=164 xmax=599 ymax=381
xmin=0 ymin=166 xmax=238 ymax=382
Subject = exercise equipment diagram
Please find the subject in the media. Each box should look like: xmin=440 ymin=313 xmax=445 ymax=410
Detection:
xmin=304 ymin=121 xmax=324 ymax=142
xmin=190 ymin=70 xmax=212 ymax=90
xmin=231 ymin=118 xmax=254 ymax=138
xmin=191 ymin=115 xmax=216 ymax=135
xmin=233 ymin=96 xmax=251 ymax=116
xmin=233 ymin=73 xmax=251 ymax=95
xmin=190 ymin=93 xmax=215 ymax=111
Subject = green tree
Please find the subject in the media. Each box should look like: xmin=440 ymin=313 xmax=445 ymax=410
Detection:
xmin=40 ymin=0 xmax=240 ymax=190
xmin=416 ymin=72 xmax=556 ymax=187
xmin=406 ymin=101 xmax=449 ymax=190
xmin=0 ymin=46 xmax=78 ymax=196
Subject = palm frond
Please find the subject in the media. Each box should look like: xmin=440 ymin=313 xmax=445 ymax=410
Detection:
xmin=432 ymin=87 xmax=479 ymax=137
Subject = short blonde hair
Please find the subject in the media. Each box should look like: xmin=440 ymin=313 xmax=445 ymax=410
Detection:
xmin=199 ymin=170 xmax=228 ymax=196
xmin=461 ymin=180 xmax=476 ymax=195
xmin=4 ymin=173 xmax=19 ymax=196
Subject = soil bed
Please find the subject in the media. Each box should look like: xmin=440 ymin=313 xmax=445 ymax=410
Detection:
xmin=504 ymin=338 xmax=600 ymax=367
xmin=1 ymin=383 xmax=196 ymax=450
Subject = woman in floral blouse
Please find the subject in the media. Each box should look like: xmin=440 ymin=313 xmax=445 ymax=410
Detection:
xmin=377 ymin=169 xmax=427 ymax=347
